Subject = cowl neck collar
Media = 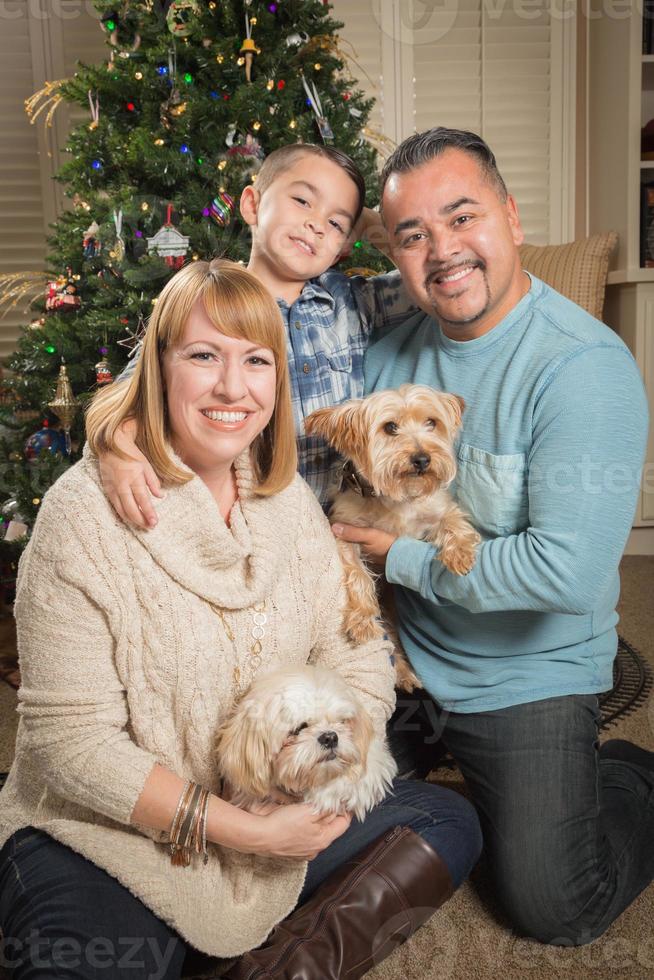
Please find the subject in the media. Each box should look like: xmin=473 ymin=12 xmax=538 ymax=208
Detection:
xmin=82 ymin=444 xmax=301 ymax=609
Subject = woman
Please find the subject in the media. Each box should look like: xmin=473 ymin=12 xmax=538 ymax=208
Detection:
xmin=0 ymin=260 xmax=481 ymax=979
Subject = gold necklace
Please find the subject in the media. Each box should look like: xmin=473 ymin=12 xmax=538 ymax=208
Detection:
xmin=215 ymin=600 xmax=267 ymax=695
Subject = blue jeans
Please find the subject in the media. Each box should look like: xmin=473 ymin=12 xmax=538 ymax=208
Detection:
xmin=388 ymin=691 xmax=654 ymax=945
xmin=0 ymin=779 xmax=481 ymax=978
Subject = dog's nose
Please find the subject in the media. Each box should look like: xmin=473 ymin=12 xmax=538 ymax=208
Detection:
xmin=411 ymin=452 xmax=431 ymax=473
xmin=318 ymin=731 xmax=338 ymax=750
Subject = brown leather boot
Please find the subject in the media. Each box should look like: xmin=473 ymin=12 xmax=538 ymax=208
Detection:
xmin=222 ymin=825 xmax=454 ymax=979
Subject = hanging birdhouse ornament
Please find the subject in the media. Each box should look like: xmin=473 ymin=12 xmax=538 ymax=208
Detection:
xmin=166 ymin=0 xmax=200 ymax=37
xmin=240 ymin=15 xmax=257 ymax=83
xmin=147 ymin=204 xmax=190 ymax=269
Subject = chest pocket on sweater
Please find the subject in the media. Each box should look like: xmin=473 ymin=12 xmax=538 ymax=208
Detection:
xmin=455 ymin=443 xmax=528 ymax=538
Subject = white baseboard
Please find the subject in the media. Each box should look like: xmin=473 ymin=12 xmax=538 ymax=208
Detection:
xmin=624 ymin=526 xmax=654 ymax=555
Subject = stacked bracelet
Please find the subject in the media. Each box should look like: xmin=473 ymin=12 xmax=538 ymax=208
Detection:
xmin=169 ymin=781 xmax=211 ymax=867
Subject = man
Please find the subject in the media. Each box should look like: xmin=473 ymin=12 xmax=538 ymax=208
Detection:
xmin=332 ymin=128 xmax=654 ymax=945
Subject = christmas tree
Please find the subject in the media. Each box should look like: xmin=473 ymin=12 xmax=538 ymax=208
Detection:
xmin=0 ymin=0 xmax=388 ymax=557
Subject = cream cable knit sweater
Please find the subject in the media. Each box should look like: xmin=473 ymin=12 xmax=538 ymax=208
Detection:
xmin=0 ymin=445 xmax=395 ymax=957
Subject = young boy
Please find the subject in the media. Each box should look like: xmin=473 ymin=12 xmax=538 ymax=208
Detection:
xmin=101 ymin=144 xmax=413 ymax=525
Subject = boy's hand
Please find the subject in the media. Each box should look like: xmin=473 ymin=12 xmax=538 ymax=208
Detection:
xmin=98 ymin=420 xmax=163 ymax=529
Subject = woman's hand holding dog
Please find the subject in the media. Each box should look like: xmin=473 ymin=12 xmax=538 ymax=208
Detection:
xmin=246 ymin=805 xmax=352 ymax=860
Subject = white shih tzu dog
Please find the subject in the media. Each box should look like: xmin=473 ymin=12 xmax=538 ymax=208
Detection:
xmin=216 ymin=666 xmax=397 ymax=820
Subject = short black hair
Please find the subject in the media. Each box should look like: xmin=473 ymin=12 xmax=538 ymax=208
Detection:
xmin=380 ymin=127 xmax=508 ymax=203
xmin=255 ymin=144 xmax=366 ymax=223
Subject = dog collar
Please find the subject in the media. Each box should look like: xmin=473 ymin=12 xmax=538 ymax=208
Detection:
xmin=338 ymin=460 xmax=377 ymax=498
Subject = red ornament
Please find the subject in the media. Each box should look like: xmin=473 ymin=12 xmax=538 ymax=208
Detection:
xmin=277 ymin=80 xmax=286 ymax=90
xmin=126 ymin=101 xmax=136 ymax=111
xmin=223 ymin=93 xmax=230 ymax=100
xmin=95 ymin=359 xmax=114 ymax=386
xmin=45 ymin=269 xmax=81 ymax=313
xmin=343 ymin=92 xmax=351 ymax=101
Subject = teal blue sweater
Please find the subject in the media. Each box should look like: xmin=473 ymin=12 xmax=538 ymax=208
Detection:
xmin=365 ymin=276 xmax=649 ymax=712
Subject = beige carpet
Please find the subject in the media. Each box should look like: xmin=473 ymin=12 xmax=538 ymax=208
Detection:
xmin=1 ymin=557 xmax=653 ymax=979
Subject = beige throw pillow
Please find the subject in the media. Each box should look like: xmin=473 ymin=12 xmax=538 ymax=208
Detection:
xmin=519 ymin=231 xmax=618 ymax=320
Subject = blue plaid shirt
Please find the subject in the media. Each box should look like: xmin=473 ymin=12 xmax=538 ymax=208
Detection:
xmin=278 ymin=269 xmax=416 ymax=505
xmin=119 ymin=269 xmax=415 ymax=506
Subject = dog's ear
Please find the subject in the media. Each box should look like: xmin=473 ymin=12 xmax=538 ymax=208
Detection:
xmin=305 ymin=401 xmax=366 ymax=460
xmin=349 ymin=704 xmax=374 ymax=770
xmin=215 ymin=696 xmax=274 ymax=799
xmin=443 ymin=393 xmax=465 ymax=431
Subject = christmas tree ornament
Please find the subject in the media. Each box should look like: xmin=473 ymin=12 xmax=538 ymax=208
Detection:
xmin=45 ymin=269 xmax=81 ymax=313
xmin=166 ymin=0 xmax=200 ymax=37
xmin=87 ymin=90 xmax=100 ymax=130
xmin=1 ymin=499 xmax=23 ymax=523
xmin=100 ymin=11 xmax=119 ymax=38
xmin=147 ymin=204 xmax=190 ymax=269
xmin=24 ymin=419 xmax=68 ymax=462
xmin=95 ymin=357 xmax=114 ymax=386
xmin=25 ymin=79 xmax=67 ymax=152
xmin=240 ymin=15 xmax=257 ymax=83
xmin=160 ymin=49 xmax=185 ymax=128
xmin=226 ymin=132 xmax=265 ymax=179
xmin=117 ymin=313 xmax=147 ymax=356
xmin=48 ymin=363 xmax=80 ymax=454
xmin=207 ymin=191 xmax=235 ymax=227
xmin=101 ymin=11 xmax=141 ymax=54
xmin=301 ymin=76 xmax=334 ymax=143
xmin=2 ymin=498 xmax=28 ymax=542
xmin=29 ymin=316 xmax=46 ymax=331
xmin=285 ymin=31 xmax=309 ymax=48
xmin=111 ymin=210 xmax=125 ymax=263
xmin=82 ymin=220 xmax=101 ymax=259
xmin=0 ymin=271 xmax=47 ymax=320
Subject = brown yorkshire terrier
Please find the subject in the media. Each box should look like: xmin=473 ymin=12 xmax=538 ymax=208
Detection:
xmin=305 ymin=384 xmax=480 ymax=692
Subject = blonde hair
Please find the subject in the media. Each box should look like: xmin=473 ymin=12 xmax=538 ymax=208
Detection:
xmin=86 ymin=259 xmax=297 ymax=496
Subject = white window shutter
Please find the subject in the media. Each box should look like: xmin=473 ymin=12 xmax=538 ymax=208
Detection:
xmin=412 ymin=0 xmax=482 ymax=137
xmin=412 ymin=2 xmax=553 ymax=245
xmin=482 ymin=11 xmax=552 ymax=245
xmin=329 ymin=0 xmax=387 ymax=143
xmin=327 ymin=1 xmax=572 ymax=246
xmin=0 ymin=3 xmax=105 ymax=362
xmin=0 ymin=4 xmax=47 ymax=362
